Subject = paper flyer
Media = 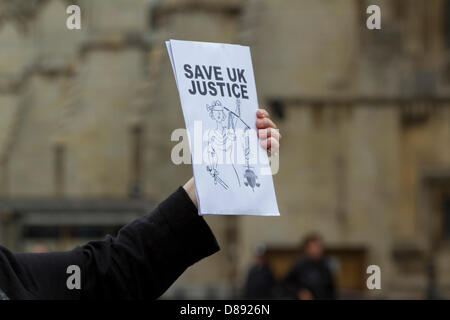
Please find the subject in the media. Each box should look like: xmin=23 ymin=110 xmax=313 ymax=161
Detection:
xmin=167 ymin=39 xmax=279 ymax=216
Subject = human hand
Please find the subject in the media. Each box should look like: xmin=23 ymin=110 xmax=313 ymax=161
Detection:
xmin=256 ymin=108 xmax=281 ymax=157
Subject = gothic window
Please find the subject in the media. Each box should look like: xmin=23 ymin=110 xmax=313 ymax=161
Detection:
xmin=53 ymin=144 xmax=65 ymax=196
xmin=445 ymin=0 xmax=450 ymax=48
xmin=443 ymin=196 xmax=450 ymax=239
xmin=129 ymin=124 xmax=143 ymax=198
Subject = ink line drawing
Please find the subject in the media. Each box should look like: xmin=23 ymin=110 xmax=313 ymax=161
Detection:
xmin=206 ymin=99 xmax=261 ymax=191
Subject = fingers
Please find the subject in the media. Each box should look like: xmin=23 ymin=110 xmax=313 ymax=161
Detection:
xmin=260 ymin=136 xmax=280 ymax=155
xmin=257 ymin=108 xmax=270 ymax=119
xmin=256 ymin=117 xmax=277 ymax=130
xmin=258 ymin=127 xmax=282 ymax=141
xmin=256 ymin=108 xmax=281 ymax=156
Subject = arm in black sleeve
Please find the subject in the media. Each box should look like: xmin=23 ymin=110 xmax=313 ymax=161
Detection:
xmin=0 ymin=247 xmax=84 ymax=299
xmin=0 ymin=187 xmax=220 ymax=300
xmin=80 ymin=186 xmax=219 ymax=299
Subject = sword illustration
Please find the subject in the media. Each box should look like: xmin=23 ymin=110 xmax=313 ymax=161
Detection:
xmin=207 ymin=166 xmax=229 ymax=190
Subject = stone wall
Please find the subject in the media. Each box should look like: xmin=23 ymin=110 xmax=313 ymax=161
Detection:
xmin=0 ymin=0 xmax=450 ymax=298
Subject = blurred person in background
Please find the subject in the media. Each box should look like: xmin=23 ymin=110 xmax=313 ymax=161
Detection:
xmin=243 ymin=244 xmax=275 ymax=299
xmin=284 ymin=234 xmax=336 ymax=300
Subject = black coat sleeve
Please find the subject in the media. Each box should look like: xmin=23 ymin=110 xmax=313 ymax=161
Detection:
xmin=0 ymin=187 xmax=220 ymax=300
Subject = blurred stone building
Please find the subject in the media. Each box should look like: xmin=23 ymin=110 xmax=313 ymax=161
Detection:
xmin=0 ymin=0 xmax=449 ymax=299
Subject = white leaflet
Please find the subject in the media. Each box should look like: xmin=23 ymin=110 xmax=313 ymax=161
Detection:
xmin=167 ymin=39 xmax=279 ymax=216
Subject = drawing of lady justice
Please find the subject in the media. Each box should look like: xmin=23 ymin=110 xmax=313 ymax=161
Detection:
xmin=206 ymin=100 xmax=261 ymax=191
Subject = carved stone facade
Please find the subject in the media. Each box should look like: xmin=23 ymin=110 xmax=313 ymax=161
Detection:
xmin=0 ymin=0 xmax=450 ymax=299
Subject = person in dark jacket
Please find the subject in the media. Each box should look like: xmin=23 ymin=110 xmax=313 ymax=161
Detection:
xmin=284 ymin=234 xmax=336 ymax=300
xmin=243 ymin=244 xmax=275 ymax=299
xmin=0 ymin=109 xmax=280 ymax=300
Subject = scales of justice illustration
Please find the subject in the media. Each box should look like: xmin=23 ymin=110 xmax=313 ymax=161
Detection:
xmin=205 ymin=99 xmax=261 ymax=191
